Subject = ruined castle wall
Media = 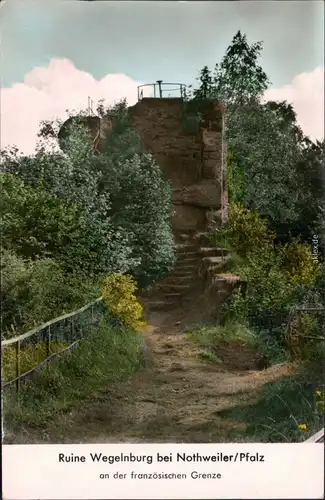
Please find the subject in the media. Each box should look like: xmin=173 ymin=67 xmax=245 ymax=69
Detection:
xmin=128 ymin=97 xmax=226 ymax=234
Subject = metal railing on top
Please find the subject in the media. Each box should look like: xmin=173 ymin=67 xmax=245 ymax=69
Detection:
xmin=137 ymin=80 xmax=187 ymax=101
xmin=1 ymin=297 xmax=105 ymax=392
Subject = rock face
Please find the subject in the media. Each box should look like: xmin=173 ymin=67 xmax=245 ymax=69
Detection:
xmin=58 ymin=115 xmax=112 ymax=154
xmin=58 ymin=98 xmax=228 ymax=233
xmin=128 ymin=97 xmax=227 ymax=235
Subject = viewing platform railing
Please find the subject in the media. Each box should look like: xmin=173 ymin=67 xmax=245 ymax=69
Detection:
xmin=137 ymin=80 xmax=187 ymax=101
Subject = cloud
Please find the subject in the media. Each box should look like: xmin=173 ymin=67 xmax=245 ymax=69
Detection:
xmin=264 ymin=66 xmax=324 ymax=142
xmin=1 ymin=58 xmax=148 ymax=155
xmin=1 ymin=59 xmax=324 ymax=155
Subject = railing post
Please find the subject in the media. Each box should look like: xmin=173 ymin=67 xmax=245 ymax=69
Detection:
xmin=156 ymin=80 xmax=163 ymax=98
xmin=46 ymin=325 xmax=51 ymax=358
xmin=71 ymin=317 xmax=74 ymax=341
xmin=15 ymin=340 xmax=20 ymax=393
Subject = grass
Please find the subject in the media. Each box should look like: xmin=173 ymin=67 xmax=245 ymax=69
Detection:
xmin=187 ymin=321 xmax=324 ymax=442
xmin=4 ymin=314 xmax=144 ymax=436
xmin=188 ymin=323 xmax=257 ymax=351
xmin=217 ymin=361 xmax=324 ymax=442
xmin=2 ymin=341 xmax=69 ymax=383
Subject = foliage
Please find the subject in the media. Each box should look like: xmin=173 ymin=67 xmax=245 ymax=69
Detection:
xmin=226 ymin=150 xmax=246 ymax=204
xmin=192 ymin=66 xmax=215 ymax=100
xmin=0 ymin=172 xmax=82 ymax=262
xmin=225 ymin=102 xmax=303 ymax=228
xmin=191 ymin=31 xmax=324 ymax=245
xmin=101 ymin=274 xmax=145 ymax=330
xmin=215 ymin=205 xmax=322 ymax=356
xmin=282 ymin=240 xmax=322 ymax=287
xmin=212 ymin=202 xmax=275 ymax=258
xmin=1 ymin=249 xmax=100 ymax=337
xmin=287 ymin=311 xmax=324 ymax=362
xmin=1 ymin=100 xmax=175 ymax=285
xmin=2 ymin=341 xmax=69 ymax=383
xmin=192 ymin=31 xmax=269 ymax=104
xmin=4 ymin=316 xmax=144 ymax=436
xmin=218 ymin=366 xmax=324 ymax=442
xmin=96 ymin=152 xmax=176 ymax=287
xmin=213 ymin=30 xmax=270 ymax=104
xmin=188 ymin=323 xmax=257 ymax=349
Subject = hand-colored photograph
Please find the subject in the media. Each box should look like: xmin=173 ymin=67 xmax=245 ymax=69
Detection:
xmin=1 ymin=0 xmax=324 ymax=446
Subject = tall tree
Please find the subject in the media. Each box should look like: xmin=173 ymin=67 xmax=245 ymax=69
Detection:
xmin=191 ymin=31 xmax=324 ymax=247
xmin=214 ymin=30 xmax=270 ymax=104
xmin=0 ymin=100 xmax=176 ymax=285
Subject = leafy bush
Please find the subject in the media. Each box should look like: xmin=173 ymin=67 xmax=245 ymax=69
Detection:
xmin=188 ymin=322 xmax=257 ymax=348
xmin=282 ymin=239 xmax=322 ymax=286
xmin=4 ymin=316 xmax=144 ymax=435
xmin=216 ymin=206 xmax=322 ymax=357
xmin=1 ymin=100 xmax=176 ymax=285
xmin=226 ymin=150 xmax=247 ymax=204
xmin=0 ymin=172 xmax=82 ymax=262
xmin=287 ymin=312 xmax=324 ymax=361
xmin=212 ymin=202 xmax=274 ymax=258
xmin=101 ymin=274 xmax=145 ymax=329
xmin=97 ymin=152 xmax=176 ymax=287
xmin=1 ymin=249 xmax=100 ymax=337
xmin=2 ymin=341 xmax=69 ymax=383
xmin=218 ymin=370 xmax=324 ymax=442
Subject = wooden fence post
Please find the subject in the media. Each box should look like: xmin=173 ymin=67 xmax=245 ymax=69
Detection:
xmin=71 ymin=317 xmax=74 ymax=340
xmin=15 ymin=340 xmax=20 ymax=393
xmin=46 ymin=325 xmax=51 ymax=358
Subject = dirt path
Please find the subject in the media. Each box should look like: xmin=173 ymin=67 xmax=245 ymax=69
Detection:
xmin=29 ymin=308 xmax=296 ymax=444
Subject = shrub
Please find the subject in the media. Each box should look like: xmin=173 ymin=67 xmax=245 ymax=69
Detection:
xmin=2 ymin=102 xmax=176 ymax=285
xmin=212 ymin=202 xmax=275 ymax=257
xmin=282 ymin=239 xmax=322 ymax=286
xmin=1 ymin=249 xmax=100 ymax=337
xmin=2 ymin=341 xmax=68 ymax=383
xmin=217 ymin=206 xmax=322 ymax=357
xmin=101 ymin=274 xmax=145 ymax=329
xmin=218 ymin=369 xmax=324 ymax=442
xmin=4 ymin=316 xmax=144 ymax=434
xmin=188 ymin=322 xmax=257 ymax=348
xmin=287 ymin=312 xmax=324 ymax=361
xmin=226 ymin=150 xmax=247 ymax=204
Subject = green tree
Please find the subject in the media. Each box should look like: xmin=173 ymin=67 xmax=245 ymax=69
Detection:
xmin=192 ymin=66 xmax=214 ymax=100
xmin=0 ymin=172 xmax=83 ymax=261
xmin=192 ymin=31 xmax=323 ymax=246
xmin=214 ymin=30 xmax=270 ymax=104
xmin=1 ymin=100 xmax=175 ymax=285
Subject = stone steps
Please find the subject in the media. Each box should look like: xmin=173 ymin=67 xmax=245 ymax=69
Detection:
xmin=161 ymin=274 xmax=193 ymax=285
xmin=156 ymin=283 xmax=191 ymax=294
xmin=173 ymin=265 xmax=198 ymax=274
xmin=176 ymin=243 xmax=199 ymax=252
xmin=198 ymin=247 xmax=229 ymax=257
xmin=176 ymin=250 xmax=198 ymax=259
xmin=175 ymin=257 xmax=200 ymax=266
xmin=141 ymin=233 xmax=235 ymax=314
xmin=143 ymin=300 xmax=178 ymax=312
xmin=172 ymin=269 xmax=198 ymax=277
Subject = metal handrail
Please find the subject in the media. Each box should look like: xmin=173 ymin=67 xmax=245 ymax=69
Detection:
xmin=1 ymin=297 xmax=104 ymax=392
xmin=137 ymin=81 xmax=187 ymax=101
xmin=1 ymin=297 xmax=102 ymax=347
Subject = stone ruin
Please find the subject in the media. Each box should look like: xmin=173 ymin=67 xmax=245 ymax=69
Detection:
xmin=58 ymin=94 xmax=228 ymax=237
xmin=128 ymin=97 xmax=228 ymax=237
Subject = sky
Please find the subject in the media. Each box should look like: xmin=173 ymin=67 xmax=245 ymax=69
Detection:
xmin=0 ymin=0 xmax=324 ymax=154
